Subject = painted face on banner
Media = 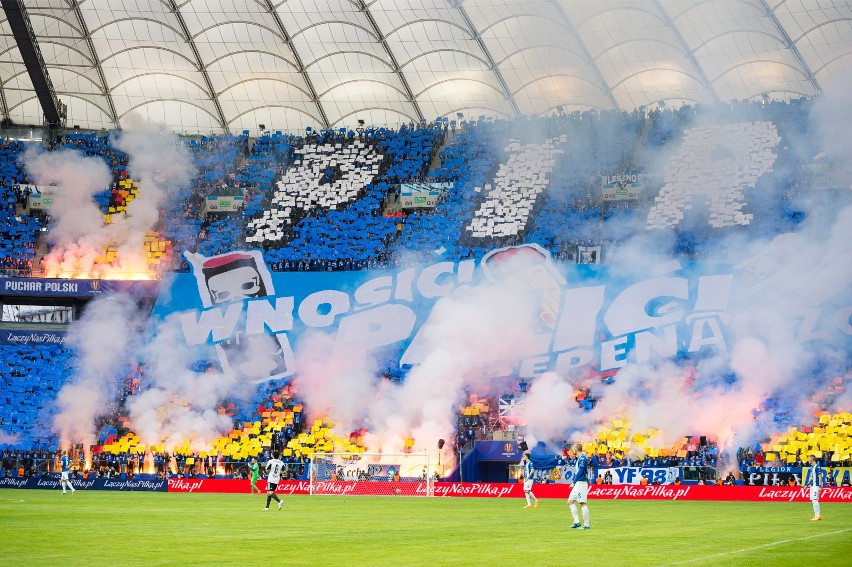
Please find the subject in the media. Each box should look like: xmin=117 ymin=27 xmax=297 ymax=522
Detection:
xmin=185 ymin=250 xmax=294 ymax=382
xmin=206 ymin=266 xmax=263 ymax=303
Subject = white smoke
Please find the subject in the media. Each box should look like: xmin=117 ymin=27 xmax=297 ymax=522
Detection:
xmin=126 ymin=314 xmax=236 ymax=452
xmin=293 ymin=330 xmax=377 ymax=430
xmin=363 ymin=277 xmax=541 ymax=455
xmin=0 ymin=430 xmax=20 ymax=445
xmin=506 ymin=89 xmax=852 ymax=454
xmin=53 ymin=294 xmax=143 ymax=449
xmin=23 ymin=118 xmax=194 ymax=279
xmin=114 ymin=120 xmax=194 ymax=241
xmin=23 ymin=148 xmax=115 ymax=277
xmin=522 ymin=371 xmax=589 ymax=442
xmin=48 ymin=117 xmax=215 ymax=452
xmin=23 ymin=148 xmax=112 ymax=245
xmin=289 ymin=255 xmax=546 ymax=462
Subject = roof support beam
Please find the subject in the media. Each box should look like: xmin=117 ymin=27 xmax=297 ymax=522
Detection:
xmin=262 ymin=0 xmax=329 ymax=129
xmin=167 ymin=0 xmax=228 ymax=131
xmin=357 ymin=0 xmax=423 ymax=122
xmin=1 ymin=0 xmax=63 ymax=127
xmin=758 ymin=0 xmax=822 ymax=96
xmin=0 ymin=82 xmax=8 ymax=122
xmin=548 ymin=0 xmax=619 ymax=110
xmin=69 ymin=0 xmax=118 ymax=126
xmin=451 ymin=0 xmax=521 ymax=116
xmin=653 ymin=1 xmax=719 ymax=104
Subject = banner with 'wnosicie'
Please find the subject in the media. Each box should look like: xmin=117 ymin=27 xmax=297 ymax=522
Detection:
xmin=150 ymin=244 xmax=852 ymax=383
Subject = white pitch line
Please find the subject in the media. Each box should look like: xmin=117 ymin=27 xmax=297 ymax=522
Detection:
xmin=0 ymin=498 xmax=25 ymax=503
xmin=664 ymin=527 xmax=852 ymax=566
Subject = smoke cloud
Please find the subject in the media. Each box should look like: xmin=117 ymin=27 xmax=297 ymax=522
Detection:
xmin=24 ymin=148 xmax=114 ymax=277
xmin=0 ymin=430 xmax=20 ymax=445
xmin=23 ymin=118 xmax=194 ymax=279
xmin=46 ymin=89 xmax=852 ymax=464
xmin=53 ymin=293 xmax=143 ymax=449
xmin=292 ymin=264 xmax=546 ymax=461
xmin=48 ymin=118 xmax=213 ymax=452
xmin=114 ymin=121 xmax=194 ymax=242
xmin=126 ymin=314 xmax=236 ymax=452
xmin=293 ymin=330 xmax=378 ymax=430
xmin=513 ymin=86 xmax=852 ymax=454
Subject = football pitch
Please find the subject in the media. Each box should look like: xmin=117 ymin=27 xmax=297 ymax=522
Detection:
xmin=1 ymin=489 xmax=850 ymax=566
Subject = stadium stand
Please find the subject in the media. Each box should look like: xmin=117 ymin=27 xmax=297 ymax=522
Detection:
xmin=0 ymin=140 xmax=41 ymax=274
xmin=0 ymin=98 xmax=848 ymax=485
xmin=0 ymin=344 xmax=71 ymax=450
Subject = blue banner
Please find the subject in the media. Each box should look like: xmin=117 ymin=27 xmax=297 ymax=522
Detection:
xmin=0 ymin=329 xmax=67 ymax=346
xmin=476 ymin=441 xmax=522 ymax=462
xmin=596 ymin=466 xmax=681 ymax=485
xmin=0 ymin=476 xmax=167 ymax=491
xmin=803 ymin=466 xmax=851 ymax=487
xmin=149 ymin=244 xmax=850 ymax=382
xmin=0 ymin=278 xmax=160 ymax=298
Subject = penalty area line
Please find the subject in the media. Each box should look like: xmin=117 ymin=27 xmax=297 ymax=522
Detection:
xmin=664 ymin=527 xmax=852 ymax=566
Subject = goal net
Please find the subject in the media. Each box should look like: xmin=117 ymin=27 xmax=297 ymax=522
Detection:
xmin=310 ymin=452 xmax=434 ymax=496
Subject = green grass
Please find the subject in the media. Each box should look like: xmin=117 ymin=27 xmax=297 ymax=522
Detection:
xmin=1 ymin=489 xmax=850 ymax=566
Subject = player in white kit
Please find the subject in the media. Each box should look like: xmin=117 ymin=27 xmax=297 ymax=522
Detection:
xmin=264 ymin=451 xmax=285 ymax=510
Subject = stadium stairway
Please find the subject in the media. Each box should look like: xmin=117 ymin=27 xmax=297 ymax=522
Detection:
xmin=31 ymin=233 xmax=49 ymax=277
xmin=426 ymin=129 xmax=454 ymax=176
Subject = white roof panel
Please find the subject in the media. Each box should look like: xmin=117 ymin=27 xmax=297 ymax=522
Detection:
xmin=0 ymin=0 xmax=846 ymax=133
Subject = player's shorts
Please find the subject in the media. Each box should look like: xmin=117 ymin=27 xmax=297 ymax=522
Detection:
xmin=569 ymin=481 xmax=589 ymax=503
xmin=267 ymin=481 xmax=278 ymax=492
xmin=810 ymin=486 xmax=820 ymax=501
xmin=523 ymin=478 xmax=534 ymax=491
xmin=60 ymin=471 xmax=70 ymax=481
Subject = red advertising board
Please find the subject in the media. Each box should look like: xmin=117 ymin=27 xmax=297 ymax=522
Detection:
xmin=167 ymin=479 xmax=852 ymax=502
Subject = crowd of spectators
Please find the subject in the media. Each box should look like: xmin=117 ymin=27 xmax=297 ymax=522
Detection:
xmin=0 ymin=98 xmax=834 ymax=278
xmin=0 ymin=101 xmax=849 ymax=487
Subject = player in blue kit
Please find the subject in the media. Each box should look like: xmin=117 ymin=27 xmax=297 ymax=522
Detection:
xmin=521 ymin=453 xmax=538 ymax=508
xmin=568 ymin=443 xmax=590 ymax=529
xmin=60 ymin=450 xmax=76 ymax=495
xmin=808 ymin=454 xmax=826 ymax=521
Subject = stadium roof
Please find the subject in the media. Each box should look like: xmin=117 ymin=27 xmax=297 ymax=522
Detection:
xmin=1 ymin=0 xmax=850 ymax=134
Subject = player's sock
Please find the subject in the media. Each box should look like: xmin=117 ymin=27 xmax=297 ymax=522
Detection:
xmin=813 ymin=501 xmax=821 ymax=518
xmin=266 ymin=494 xmax=272 ymax=508
xmin=582 ymin=505 xmax=589 ymax=527
xmin=525 ymin=494 xmax=531 ymax=506
xmin=278 ymin=500 xmax=283 ymax=510
xmin=570 ymin=504 xmax=579 ymax=524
